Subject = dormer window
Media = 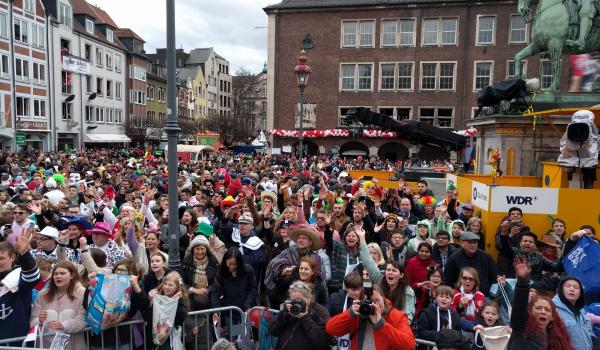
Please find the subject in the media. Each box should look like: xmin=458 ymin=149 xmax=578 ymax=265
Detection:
xmin=106 ymin=28 xmax=113 ymax=42
xmin=85 ymin=18 xmax=94 ymax=34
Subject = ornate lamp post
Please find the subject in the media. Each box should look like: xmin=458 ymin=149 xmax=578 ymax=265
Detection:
xmin=293 ymin=50 xmax=311 ymax=168
xmin=165 ymin=0 xmax=181 ymax=269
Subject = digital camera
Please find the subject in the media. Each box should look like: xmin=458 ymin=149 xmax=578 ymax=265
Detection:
xmin=290 ymin=299 xmax=306 ymax=316
xmin=359 ymin=280 xmax=375 ymax=318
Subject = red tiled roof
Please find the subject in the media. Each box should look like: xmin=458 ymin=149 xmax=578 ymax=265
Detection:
xmin=89 ymin=5 xmax=119 ymax=28
xmin=115 ymin=28 xmax=145 ymax=43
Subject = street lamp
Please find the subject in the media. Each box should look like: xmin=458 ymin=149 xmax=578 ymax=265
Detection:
xmin=165 ymin=0 xmax=181 ymax=269
xmin=293 ymin=50 xmax=311 ymax=168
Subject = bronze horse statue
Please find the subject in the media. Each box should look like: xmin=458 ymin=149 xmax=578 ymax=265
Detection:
xmin=515 ymin=0 xmax=600 ymax=92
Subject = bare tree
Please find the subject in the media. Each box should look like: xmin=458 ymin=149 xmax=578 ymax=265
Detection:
xmin=204 ymin=67 xmax=260 ymax=147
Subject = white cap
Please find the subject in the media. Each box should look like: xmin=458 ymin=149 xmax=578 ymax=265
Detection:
xmin=39 ymin=226 xmax=59 ymax=240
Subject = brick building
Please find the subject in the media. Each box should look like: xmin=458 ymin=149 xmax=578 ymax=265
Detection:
xmin=264 ymin=0 xmax=569 ymax=160
xmin=0 ymin=0 xmax=50 ymax=151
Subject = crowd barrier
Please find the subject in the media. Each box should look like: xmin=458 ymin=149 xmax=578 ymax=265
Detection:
xmin=0 ymin=305 xmax=439 ymax=350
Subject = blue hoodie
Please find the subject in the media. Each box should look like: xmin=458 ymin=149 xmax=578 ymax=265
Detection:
xmin=552 ymin=276 xmax=595 ymax=350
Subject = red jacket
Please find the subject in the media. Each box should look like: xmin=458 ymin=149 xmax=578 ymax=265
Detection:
xmin=326 ymin=302 xmax=415 ymax=350
xmin=405 ymin=256 xmax=435 ymax=290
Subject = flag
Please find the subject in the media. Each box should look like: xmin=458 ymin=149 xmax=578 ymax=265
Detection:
xmin=563 ymin=236 xmax=600 ymax=296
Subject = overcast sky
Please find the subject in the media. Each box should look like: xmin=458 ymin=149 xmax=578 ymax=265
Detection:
xmin=95 ymin=0 xmax=278 ymax=75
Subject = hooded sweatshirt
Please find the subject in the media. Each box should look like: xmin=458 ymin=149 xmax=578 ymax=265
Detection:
xmin=407 ymin=220 xmax=435 ymax=252
xmin=447 ymin=219 xmax=465 ymax=246
xmin=552 ymin=276 xmax=594 ymax=350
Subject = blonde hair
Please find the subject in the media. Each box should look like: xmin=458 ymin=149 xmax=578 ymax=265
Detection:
xmin=367 ymin=242 xmax=386 ymax=266
xmin=288 ymin=280 xmax=314 ymax=301
xmin=157 ymin=271 xmax=190 ymax=307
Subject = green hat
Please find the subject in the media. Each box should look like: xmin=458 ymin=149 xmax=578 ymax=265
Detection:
xmin=447 ymin=183 xmax=457 ymax=191
xmin=196 ymin=221 xmax=214 ymax=237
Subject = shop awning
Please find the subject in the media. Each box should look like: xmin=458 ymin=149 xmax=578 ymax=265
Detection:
xmin=84 ymin=134 xmax=132 ymax=143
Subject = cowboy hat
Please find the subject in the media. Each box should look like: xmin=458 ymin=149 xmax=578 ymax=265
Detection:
xmin=288 ymin=223 xmax=322 ymax=251
xmin=260 ymin=191 xmax=278 ymax=206
xmin=65 ymin=217 xmax=93 ymax=231
xmin=539 ymin=234 xmax=561 ymax=248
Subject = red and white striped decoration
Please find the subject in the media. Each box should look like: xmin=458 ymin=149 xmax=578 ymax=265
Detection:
xmin=269 ymin=129 xmax=397 ymax=138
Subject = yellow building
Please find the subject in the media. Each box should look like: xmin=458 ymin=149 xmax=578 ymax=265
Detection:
xmin=177 ymin=67 xmax=207 ymax=120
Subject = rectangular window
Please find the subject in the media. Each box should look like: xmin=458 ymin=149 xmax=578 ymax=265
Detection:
xmin=85 ymin=75 xmax=92 ymax=93
xmin=95 ymin=107 xmax=104 ymax=123
xmin=506 ymin=60 xmax=527 ymax=79
xmin=59 ymin=4 xmax=72 ymax=27
xmin=380 ymin=64 xmax=396 ymax=90
xmin=106 ymin=108 xmax=113 ymax=123
xmin=129 ymin=65 xmax=147 ymax=81
xmin=114 ymin=55 xmax=121 ymax=71
xmin=14 ymin=19 xmax=28 ymax=43
xmin=358 ymin=64 xmax=373 ymax=90
xmin=61 ymin=71 xmax=72 ymax=94
xmin=341 ymin=20 xmax=375 ymax=48
xmin=0 ymin=54 xmax=8 ymax=78
xmin=32 ymin=62 xmax=45 ymax=84
xmin=474 ymin=61 xmax=493 ymax=90
xmin=106 ymin=53 xmax=112 ymax=70
xmin=397 ymin=63 xmax=413 ymax=90
xmin=106 ymin=28 xmax=113 ymax=42
xmin=16 ymin=97 xmax=30 ymax=117
xmin=115 ymin=109 xmax=122 ymax=124
xmin=339 ymin=106 xmax=371 ymax=125
xmin=96 ymin=77 xmax=103 ymax=95
xmin=106 ymin=80 xmax=112 ymax=97
xmin=418 ymin=107 xmax=454 ymax=127
xmin=96 ymin=48 xmax=102 ymax=67
xmin=85 ymin=106 xmax=94 ymax=122
xmin=379 ymin=107 xmax=394 ymax=117
xmin=85 ymin=18 xmax=94 ymax=34
xmin=423 ymin=18 xmax=458 ymax=46
xmin=0 ymin=12 xmax=7 ymax=38
xmin=340 ymin=64 xmax=356 ymax=90
xmin=396 ymin=107 xmax=411 ymax=120
xmin=340 ymin=63 xmax=373 ymax=91
xmin=61 ymin=102 xmax=72 ymax=120
xmin=477 ymin=16 xmax=496 ymax=45
xmin=33 ymin=99 xmax=45 ymax=118
xmin=115 ymin=82 xmax=122 ymax=99
xmin=510 ymin=15 xmax=527 ymax=43
xmin=540 ymin=60 xmax=552 ymax=89
xmin=420 ymin=62 xmax=456 ymax=91
xmin=420 ymin=63 xmax=437 ymax=90
xmin=84 ymin=44 xmax=92 ymax=61
xmin=15 ymin=58 xmax=29 ymax=81
xmin=24 ymin=0 xmax=34 ymax=13
xmin=381 ymin=20 xmax=397 ymax=46
xmin=399 ymin=19 xmax=415 ymax=46
xmin=34 ymin=26 xmax=44 ymax=48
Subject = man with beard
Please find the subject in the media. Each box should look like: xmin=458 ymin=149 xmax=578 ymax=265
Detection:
xmin=330 ymin=199 xmax=350 ymax=233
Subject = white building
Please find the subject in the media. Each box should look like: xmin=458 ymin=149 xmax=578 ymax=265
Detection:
xmin=46 ymin=0 xmax=127 ymax=150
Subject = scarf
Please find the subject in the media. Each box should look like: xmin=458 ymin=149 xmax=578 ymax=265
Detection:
xmin=460 ymin=286 xmax=476 ymax=318
xmin=193 ymin=257 xmax=209 ymax=289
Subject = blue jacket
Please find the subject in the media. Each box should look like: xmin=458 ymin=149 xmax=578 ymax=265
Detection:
xmin=553 ymin=294 xmax=594 ymax=350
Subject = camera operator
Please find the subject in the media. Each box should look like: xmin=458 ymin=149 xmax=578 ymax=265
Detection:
xmin=326 ymin=283 xmax=415 ymax=350
xmin=268 ymin=280 xmax=332 ymax=350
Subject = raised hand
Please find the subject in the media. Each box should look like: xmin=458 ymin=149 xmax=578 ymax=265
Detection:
xmin=14 ymin=228 xmax=32 ymax=256
xmin=27 ymin=202 xmax=42 ymax=215
xmin=513 ymin=257 xmax=531 ymax=280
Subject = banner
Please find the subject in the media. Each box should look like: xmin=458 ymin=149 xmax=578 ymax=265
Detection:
xmin=85 ymin=273 xmax=132 ymax=334
xmin=471 ymin=181 xmax=490 ymax=211
xmin=563 ymin=236 xmax=600 ymax=295
xmin=62 ymin=56 xmax=91 ymax=75
xmin=490 ymin=187 xmax=558 ymax=214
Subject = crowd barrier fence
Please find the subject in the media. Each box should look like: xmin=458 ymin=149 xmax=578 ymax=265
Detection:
xmin=0 ymin=305 xmax=438 ymax=350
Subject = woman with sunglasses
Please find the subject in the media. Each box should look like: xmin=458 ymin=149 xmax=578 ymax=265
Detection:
xmin=452 ymin=267 xmax=486 ymax=321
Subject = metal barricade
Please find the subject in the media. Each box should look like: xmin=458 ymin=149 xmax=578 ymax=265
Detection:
xmin=244 ymin=306 xmax=280 ymax=347
xmin=416 ymin=338 xmax=437 ymax=350
xmin=0 ymin=319 xmax=147 ymax=350
xmin=185 ymin=306 xmax=247 ymax=350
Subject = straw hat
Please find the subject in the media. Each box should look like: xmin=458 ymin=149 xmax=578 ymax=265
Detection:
xmin=260 ymin=191 xmax=278 ymax=206
xmin=539 ymin=234 xmax=561 ymax=248
xmin=288 ymin=223 xmax=322 ymax=251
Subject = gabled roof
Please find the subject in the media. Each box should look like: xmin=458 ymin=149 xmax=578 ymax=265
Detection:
xmin=115 ymin=28 xmax=146 ymax=43
xmin=177 ymin=67 xmax=205 ymax=82
xmin=186 ymin=48 xmax=213 ymax=65
xmin=265 ymin=0 xmax=471 ymax=11
xmin=90 ymin=5 xmax=118 ymax=28
xmin=71 ymin=0 xmax=126 ymax=50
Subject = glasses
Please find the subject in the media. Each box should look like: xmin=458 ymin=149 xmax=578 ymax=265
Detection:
xmin=114 ymin=268 xmax=129 ymax=274
xmin=13 ymin=212 xmax=25 ymax=215
xmin=461 ymin=276 xmax=475 ymax=281
xmin=289 ymin=281 xmax=311 ymax=293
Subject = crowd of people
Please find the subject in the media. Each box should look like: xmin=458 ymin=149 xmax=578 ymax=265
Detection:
xmin=0 ymin=148 xmax=597 ymax=350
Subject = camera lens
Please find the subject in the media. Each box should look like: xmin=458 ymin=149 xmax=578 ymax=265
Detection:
xmin=359 ymin=299 xmax=374 ymax=318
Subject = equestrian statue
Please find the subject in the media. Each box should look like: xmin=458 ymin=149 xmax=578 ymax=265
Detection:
xmin=515 ymin=0 xmax=600 ymax=92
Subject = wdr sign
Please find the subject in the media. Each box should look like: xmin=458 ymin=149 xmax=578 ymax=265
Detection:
xmin=490 ymin=187 xmax=559 ymax=214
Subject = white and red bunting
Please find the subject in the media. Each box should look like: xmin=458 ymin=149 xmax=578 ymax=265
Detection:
xmin=268 ymin=129 xmax=397 ymax=138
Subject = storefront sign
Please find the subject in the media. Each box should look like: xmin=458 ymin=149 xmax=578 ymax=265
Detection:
xmin=63 ymin=55 xmax=91 ymax=75
xmin=471 ymin=181 xmax=490 ymax=211
xmin=491 ymin=187 xmax=559 ymax=214
xmin=17 ymin=121 xmax=48 ymax=130
xmin=15 ymin=131 xmax=25 ymax=145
